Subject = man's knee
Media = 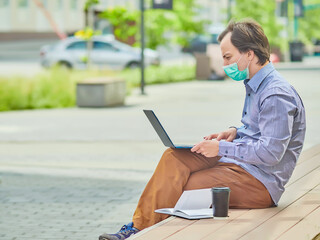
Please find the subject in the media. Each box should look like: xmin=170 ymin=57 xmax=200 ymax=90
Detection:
xmin=161 ymin=148 xmax=185 ymax=161
xmin=161 ymin=148 xmax=174 ymax=161
xmin=163 ymin=148 xmax=174 ymax=155
xmin=158 ymin=148 xmax=176 ymax=167
xmin=159 ymin=148 xmax=190 ymax=168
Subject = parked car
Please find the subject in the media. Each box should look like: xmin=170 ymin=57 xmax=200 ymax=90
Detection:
xmin=40 ymin=35 xmax=160 ymax=70
xmin=182 ymin=35 xmax=212 ymax=54
xmin=313 ymin=39 xmax=320 ymax=56
xmin=182 ymin=24 xmax=224 ymax=54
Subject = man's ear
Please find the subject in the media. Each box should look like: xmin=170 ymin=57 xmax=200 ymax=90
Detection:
xmin=247 ymin=50 xmax=254 ymax=61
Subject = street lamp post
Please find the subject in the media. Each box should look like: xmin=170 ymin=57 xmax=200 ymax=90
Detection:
xmin=87 ymin=5 xmax=94 ymax=69
xmin=227 ymin=0 xmax=232 ymax=21
xmin=140 ymin=0 xmax=146 ymax=95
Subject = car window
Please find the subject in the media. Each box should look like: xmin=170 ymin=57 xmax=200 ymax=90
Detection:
xmin=66 ymin=41 xmax=87 ymax=50
xmin=93 ymin=41 xmax=117 ymax=51
xmin=112 ymin=40 xmax=134 ymax=52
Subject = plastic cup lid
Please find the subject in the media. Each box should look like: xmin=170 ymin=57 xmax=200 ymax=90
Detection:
xmin=211 ymin=187 xmax=230 ymax=192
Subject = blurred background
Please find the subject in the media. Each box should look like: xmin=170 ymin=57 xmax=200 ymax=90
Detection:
xmin=0 ymin=0 xmax=320 ymax=111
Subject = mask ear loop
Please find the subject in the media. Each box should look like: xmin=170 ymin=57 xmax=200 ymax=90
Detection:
xmin=236 ymin=54 xmax=244 ymax=64
xmin=246 ymin=60 xmax=251 ymax=68
xmin=246 ymin=51 xmax=252 ymax=68
xmin=244 ymin=58 xmax=252 ymax=79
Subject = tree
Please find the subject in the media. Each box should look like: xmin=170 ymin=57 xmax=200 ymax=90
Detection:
xmin=288 ymin=0 xmax=320 ymax=45
xmin=99 ymin=0 xmax=207 ymax=49
xmin=84 ymin=0 xmax=100 ymax=26
xmin=231 ymin=0 xmax=284 ymax=51
xmin=232 ymin=0 xmax=320 ymax=55
xmin=99 ymin=6 xmax=139 ymax=45
xmin=144 ymin=0 xmax=207 ymax=49
xmin=77 ymin=0 xmax=100 ymax=68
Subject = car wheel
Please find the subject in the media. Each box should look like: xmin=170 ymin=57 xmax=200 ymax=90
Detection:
xmin=126 ymin=62 xmax=140 ymax=69
xmin=57 ymin=61 xmax=72 ymax=70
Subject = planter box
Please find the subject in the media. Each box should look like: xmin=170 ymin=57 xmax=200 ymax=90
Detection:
xmin=194 ymin=53 xmax=211 ymax=80
xmin=76 ymin=77 xmax=126 ymax=107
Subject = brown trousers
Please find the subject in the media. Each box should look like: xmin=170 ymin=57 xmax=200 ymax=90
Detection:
xmin=132 ymin=148 xmax=273 ymax=230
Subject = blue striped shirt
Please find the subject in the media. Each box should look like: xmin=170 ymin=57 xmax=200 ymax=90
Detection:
xmin=218 ymin=63 xmax=306 ymax=205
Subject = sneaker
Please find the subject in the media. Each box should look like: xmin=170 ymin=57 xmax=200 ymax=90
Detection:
xmin=99 ymin=222 xmax=140 ymax=240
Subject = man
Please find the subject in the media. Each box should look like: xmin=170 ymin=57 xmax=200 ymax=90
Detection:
xmin=99 ymin=19 xmax=306 ymax=240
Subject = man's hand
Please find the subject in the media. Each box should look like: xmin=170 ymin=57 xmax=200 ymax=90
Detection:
xmin=204 ymin=128 xmax=237 ymax=142
xmin=191 ymin=139 xmax=219 ymax=158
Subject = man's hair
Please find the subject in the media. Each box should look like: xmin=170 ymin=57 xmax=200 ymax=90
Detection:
xmin=218 ymin=19 xmax=270 ymax=65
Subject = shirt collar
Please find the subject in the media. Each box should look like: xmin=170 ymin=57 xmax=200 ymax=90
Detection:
xmin=244 ymin=62 xmax=275 ymax=93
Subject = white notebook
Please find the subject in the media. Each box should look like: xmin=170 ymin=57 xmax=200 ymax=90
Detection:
xmin=155 ymin=188 xmax=213 ymax=220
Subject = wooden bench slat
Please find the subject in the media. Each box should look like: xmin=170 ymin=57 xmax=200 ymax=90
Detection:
xmin=164 ymin=209 xmax=248 ymax=240
xmin=199 ymin=167 xmax=320 ymax=240
xmin=132 ymin=216 xmax=197 ymax=239
xmin=286 ymin=152 xmax=320 ymax=187
xmin=201 ymin=209 xmax=281 ymax=240
xmin=297 ymin=144 xmax=320 ymax=164
xmin=238 ymin=184 xmax=320 ymax=240
xmin=279 ymin=166 xmax=319 ymax=206
xmin=130 ymin=217 xmax=176 ymax=239
xmin=276 ymin=206 xmax=320 ymax=240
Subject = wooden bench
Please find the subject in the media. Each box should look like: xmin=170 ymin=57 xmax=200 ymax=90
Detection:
xmin=130 ymin=144 xmax=320 ymax=240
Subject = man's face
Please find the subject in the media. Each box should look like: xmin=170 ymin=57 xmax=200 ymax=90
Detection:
xmin=220 ymin=32 xmax=247 ymax=71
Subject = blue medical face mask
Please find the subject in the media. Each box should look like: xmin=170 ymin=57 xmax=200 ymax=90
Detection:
xmin=223 ymin=55 xmax=250 ymax=81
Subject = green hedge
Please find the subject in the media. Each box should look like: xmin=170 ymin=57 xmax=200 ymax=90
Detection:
xmin=121 ymin=64 xmax=195 ymax=89
xmin=0 ymin=64 xmax=195 ymax=112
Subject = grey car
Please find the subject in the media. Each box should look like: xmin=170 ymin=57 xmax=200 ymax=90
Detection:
xmin=40 ymin=35 xmax=160 ymax=70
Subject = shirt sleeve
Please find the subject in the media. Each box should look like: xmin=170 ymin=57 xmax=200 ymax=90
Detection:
xmin=234 ymin=125 xmax=244 ymax=139
xmin=218 ymin=92 xmax=297 ymax=166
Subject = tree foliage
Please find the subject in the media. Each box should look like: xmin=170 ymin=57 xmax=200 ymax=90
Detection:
xmin=288 ymin=0 xmax=320 ymax=45
xmin=232 ymin=0 xmax=320 ymax=51
xmin=144 ymin=0 xmax=207 ymax=49
xmin=99 ymin=7 xmax=139 ymax=43
xmin=231 ymin=0 xmax=284 ymax=50
xmin=99 ymin=0 xmax=207 ymax=49
xmin=84 ymin=0 xmax=99 ymax=11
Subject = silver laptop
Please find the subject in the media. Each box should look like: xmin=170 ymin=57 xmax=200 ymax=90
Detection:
xmin=143 ymin=110 xmax=193 ymax=149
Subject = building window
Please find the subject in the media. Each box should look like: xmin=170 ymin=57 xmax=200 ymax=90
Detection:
xmin=56 ymin=0 xmax=63 ymax=10
xmin=42 ymin=0 xmax=47 ymax=8
xmin=17 ymin=0 xmax=28 ymax=8
xmin=70 ymin=0 xmax=77 ymax=10
xmin=0 ymin=0 xmax=9 ymax=8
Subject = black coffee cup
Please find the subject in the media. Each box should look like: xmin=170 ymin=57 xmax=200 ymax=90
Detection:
xmin=211 ymin=187 xmax=231 ymax=218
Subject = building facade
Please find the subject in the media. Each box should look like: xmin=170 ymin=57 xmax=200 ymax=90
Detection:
xmin=0 ymin=0 xmax=228 ymax=41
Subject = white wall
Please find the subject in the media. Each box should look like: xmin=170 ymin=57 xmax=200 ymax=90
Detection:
xmin=0 ymin=0 xmax=11 ymax=31
xmin=0 ymin=0 xmax=86 ymax=33
xmin=0 ymin=0 xmax=228 ymax=34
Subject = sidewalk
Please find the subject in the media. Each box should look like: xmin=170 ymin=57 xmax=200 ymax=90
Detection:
xmin=0 ymin=68 xmax=319 ymax=240
xmin=274 ymin=55 xmax=320 ymax=70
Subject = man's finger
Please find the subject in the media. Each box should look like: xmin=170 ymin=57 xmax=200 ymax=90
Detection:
xmin=207 ymin=133 xmax=218 ymax=140
xmin=226 ymin=136 xmax=233 ymax=142
xmin=216 ymin=133 xmax=224 ymax=141
xmin=191 ymin=143 xmax=200 ymax=152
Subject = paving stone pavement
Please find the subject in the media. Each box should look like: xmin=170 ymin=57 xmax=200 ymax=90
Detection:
xmin=0 ymin=67 xmax=320 ymax=240
xmin=0 ymin=173 xmax=146 ymax=240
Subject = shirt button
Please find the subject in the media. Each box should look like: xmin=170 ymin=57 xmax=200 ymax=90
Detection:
xmin=241 ymin=156 xmax=244 ymax=159
xmin=225 ymin=150 xmax=228 ymax=154
xmin=244 ymin=112 xmax=247 ymax=115
xmin=224 ymin=155 xmax=227 ymax=157
xmin=248 ymin=93 xmax=251 ymax=96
